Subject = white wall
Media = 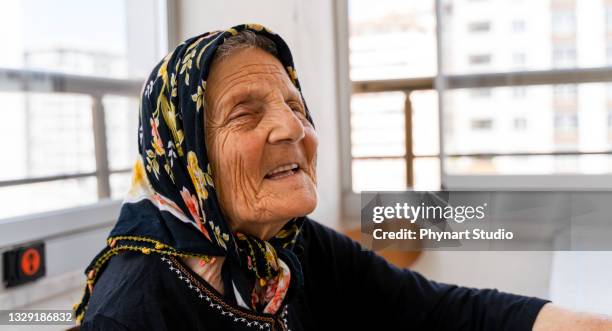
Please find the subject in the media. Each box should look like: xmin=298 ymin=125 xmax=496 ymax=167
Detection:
xmin=0 ymin=224 xmax=112 ymax=310
xmin=177 ymin=0 xmax=342 ymax=229
xmin=411 ymin=251 xmax=553 ymax=299
xmin=549 ymin=251 xmax=612 ymax=314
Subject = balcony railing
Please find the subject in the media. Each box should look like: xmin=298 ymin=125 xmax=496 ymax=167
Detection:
xmin=0 ymin=68 xmax=143 ymax=197
xmin=0 ymin=67 xmax=142 ymax=247
xmin=351 ymin=66 xmax=612 ymax=188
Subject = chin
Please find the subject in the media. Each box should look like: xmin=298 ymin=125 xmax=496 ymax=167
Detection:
xmin=231 ymin=190 xmax=316 ymax=240
xmin=265 ymin=188 xmax=318 ymax=223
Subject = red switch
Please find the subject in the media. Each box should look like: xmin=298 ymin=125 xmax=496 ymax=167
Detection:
xmin=3 ymin=242 xmax=46 ymax=288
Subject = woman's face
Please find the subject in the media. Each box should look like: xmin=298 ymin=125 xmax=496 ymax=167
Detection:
xmin=205 ymin=47 xmax=318 ymax=239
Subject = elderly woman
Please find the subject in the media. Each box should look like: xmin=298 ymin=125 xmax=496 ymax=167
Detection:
xmin=74 ymin=24 xmax=611 ymax=330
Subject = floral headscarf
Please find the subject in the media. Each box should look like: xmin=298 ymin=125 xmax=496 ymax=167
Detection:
xmin=74 ymin=23 xmax=314 ymax=323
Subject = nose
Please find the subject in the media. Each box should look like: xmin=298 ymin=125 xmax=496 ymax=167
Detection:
xmin=267 ymin=103 xmax=305 ymax=145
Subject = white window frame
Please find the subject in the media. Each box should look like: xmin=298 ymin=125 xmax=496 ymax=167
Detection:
xmin=335 ymin=0 xmax=612 ymax=223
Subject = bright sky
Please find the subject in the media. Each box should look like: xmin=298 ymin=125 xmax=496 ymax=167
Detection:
xmin=0 ymin=0 xmax=127 ymax=68
xmin=349 ymin=0 xmax=433 ymax=22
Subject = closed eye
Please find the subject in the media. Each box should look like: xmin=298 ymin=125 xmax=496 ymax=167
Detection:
xmin=229 ymin=100 xmax=263 ymax=121
xmin=228 ymin=106 xmax=253 ymax=121
xmin=287 ymin=101 xmax=304 ymax=114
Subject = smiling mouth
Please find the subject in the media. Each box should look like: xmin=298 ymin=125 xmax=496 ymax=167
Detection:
xmin=264 ymin=163 xmax=300 ymax=180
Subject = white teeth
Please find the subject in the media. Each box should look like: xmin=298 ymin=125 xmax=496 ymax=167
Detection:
xmin=267 ymin=163 xmax=299 ymax=176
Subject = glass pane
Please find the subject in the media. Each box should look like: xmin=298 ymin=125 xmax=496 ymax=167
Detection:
xmin=110 ymin=172 xmax=132 ymax=200
xmin=351 ymin=91 xmax=438 ymax=158
xmin=442 ymin=0 xmax=608 ymax=74
xmin=413 ymin=157 xmax=441 ymax=189
xmin=104 ymin=96 xmax=139 ymax=171
xmin=446 ymin=155 xmax=612 ymax=175
xmin=0 ymin=177 xmax=97 ymax=219
xmin=444 ymin=83 xmax=612 ymax=155
xmin=0 ymin=92 xmax=96 ymax=181
xmin=352 ymin=158 xmax=406 ymax=192
xmin=349 ymin=0 xmax=436 ymax=80
xmin=411 ymin=90 xmax=439 ymax=156
xmin=351 ymin=92 xmax=406 ymax=158
xmin=351 ymin=91 xmax=441 ymax=191
xmin=0 ymin=0 xmax=162 ymax=78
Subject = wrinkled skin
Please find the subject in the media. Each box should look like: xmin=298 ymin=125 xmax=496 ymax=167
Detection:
xmin=204 ymin=47 xmax=318 ymax=240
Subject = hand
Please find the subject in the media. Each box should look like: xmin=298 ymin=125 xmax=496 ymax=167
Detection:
xmin=533 ymin=303 xmax=612 ymax=331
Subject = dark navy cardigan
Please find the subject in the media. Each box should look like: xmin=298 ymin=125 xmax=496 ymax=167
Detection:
xmin=81 ymin=218 xmax=549 ymax=331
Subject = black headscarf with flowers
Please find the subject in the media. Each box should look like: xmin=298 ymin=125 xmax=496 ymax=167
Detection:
xmin=74 ymin=23 xmax=314 ymax=323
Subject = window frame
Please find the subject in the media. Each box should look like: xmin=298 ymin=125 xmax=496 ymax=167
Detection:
xmin=336 ymin=0 xmax=612 ymax=223
xmin=0 ymin=0 xmax=174 ymax=236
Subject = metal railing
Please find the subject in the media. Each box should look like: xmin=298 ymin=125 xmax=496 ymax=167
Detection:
xmin=0 ymin=68 xmax=143 ymax=197
xmin=351 ymin=66 xmax=612 ymax=188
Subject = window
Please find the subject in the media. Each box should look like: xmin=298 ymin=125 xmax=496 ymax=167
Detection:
xmin=513 ymin=52 xmax=526 ymax=67
xmin=554 ymin=113 xmax=579 ymax=130
xmin=512 ymin=19 xmax=525 ymax=33
xmin=552 ymin=43 xmax=577 ymax=68
xmin=554 ymin=84 xmax=578 ymax=99
xmin=342 ymin=0 xmax=612 ymax=196
xmin=343 ymin=13 xmax=612 ymax=317
xmin=443 ymin=0 xmax=604 ymax=74
xmin=514 ymin=117 xmax=528 ymax=130
xmin=0 ymin=0 xmax=163 ymax=78
xmin=605 ymin=5 xmax=612 ymax=29
xmin=551 ymin=9 xmax=575 ymax=35
xmin=471 ymin=88 xmax=492 ymax=98
xmin=347 ymin=0 xmax=439 ymax=192
xmin=471 ymin=119 xmax=493 ymax=130
xmin=469 ymin=54 xmax=492 ymax=65
xmin=468 ymin=21 xmax=491 ymax=33
xmin=349 ymin=0 xmax=436 ymax=80
xmin=513 ymin=87 xmax=527 ymax=98
xmin=350 ymin=92 xmax=406 ymax=159
xmin=606 ymin=43 xmax=612 ymax=65
xmin=0 ymin=0 xmax=167 ymax=219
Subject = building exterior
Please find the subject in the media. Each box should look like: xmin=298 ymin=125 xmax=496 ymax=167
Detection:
xmin=349 ymin=0 xmax=612 ymax=192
